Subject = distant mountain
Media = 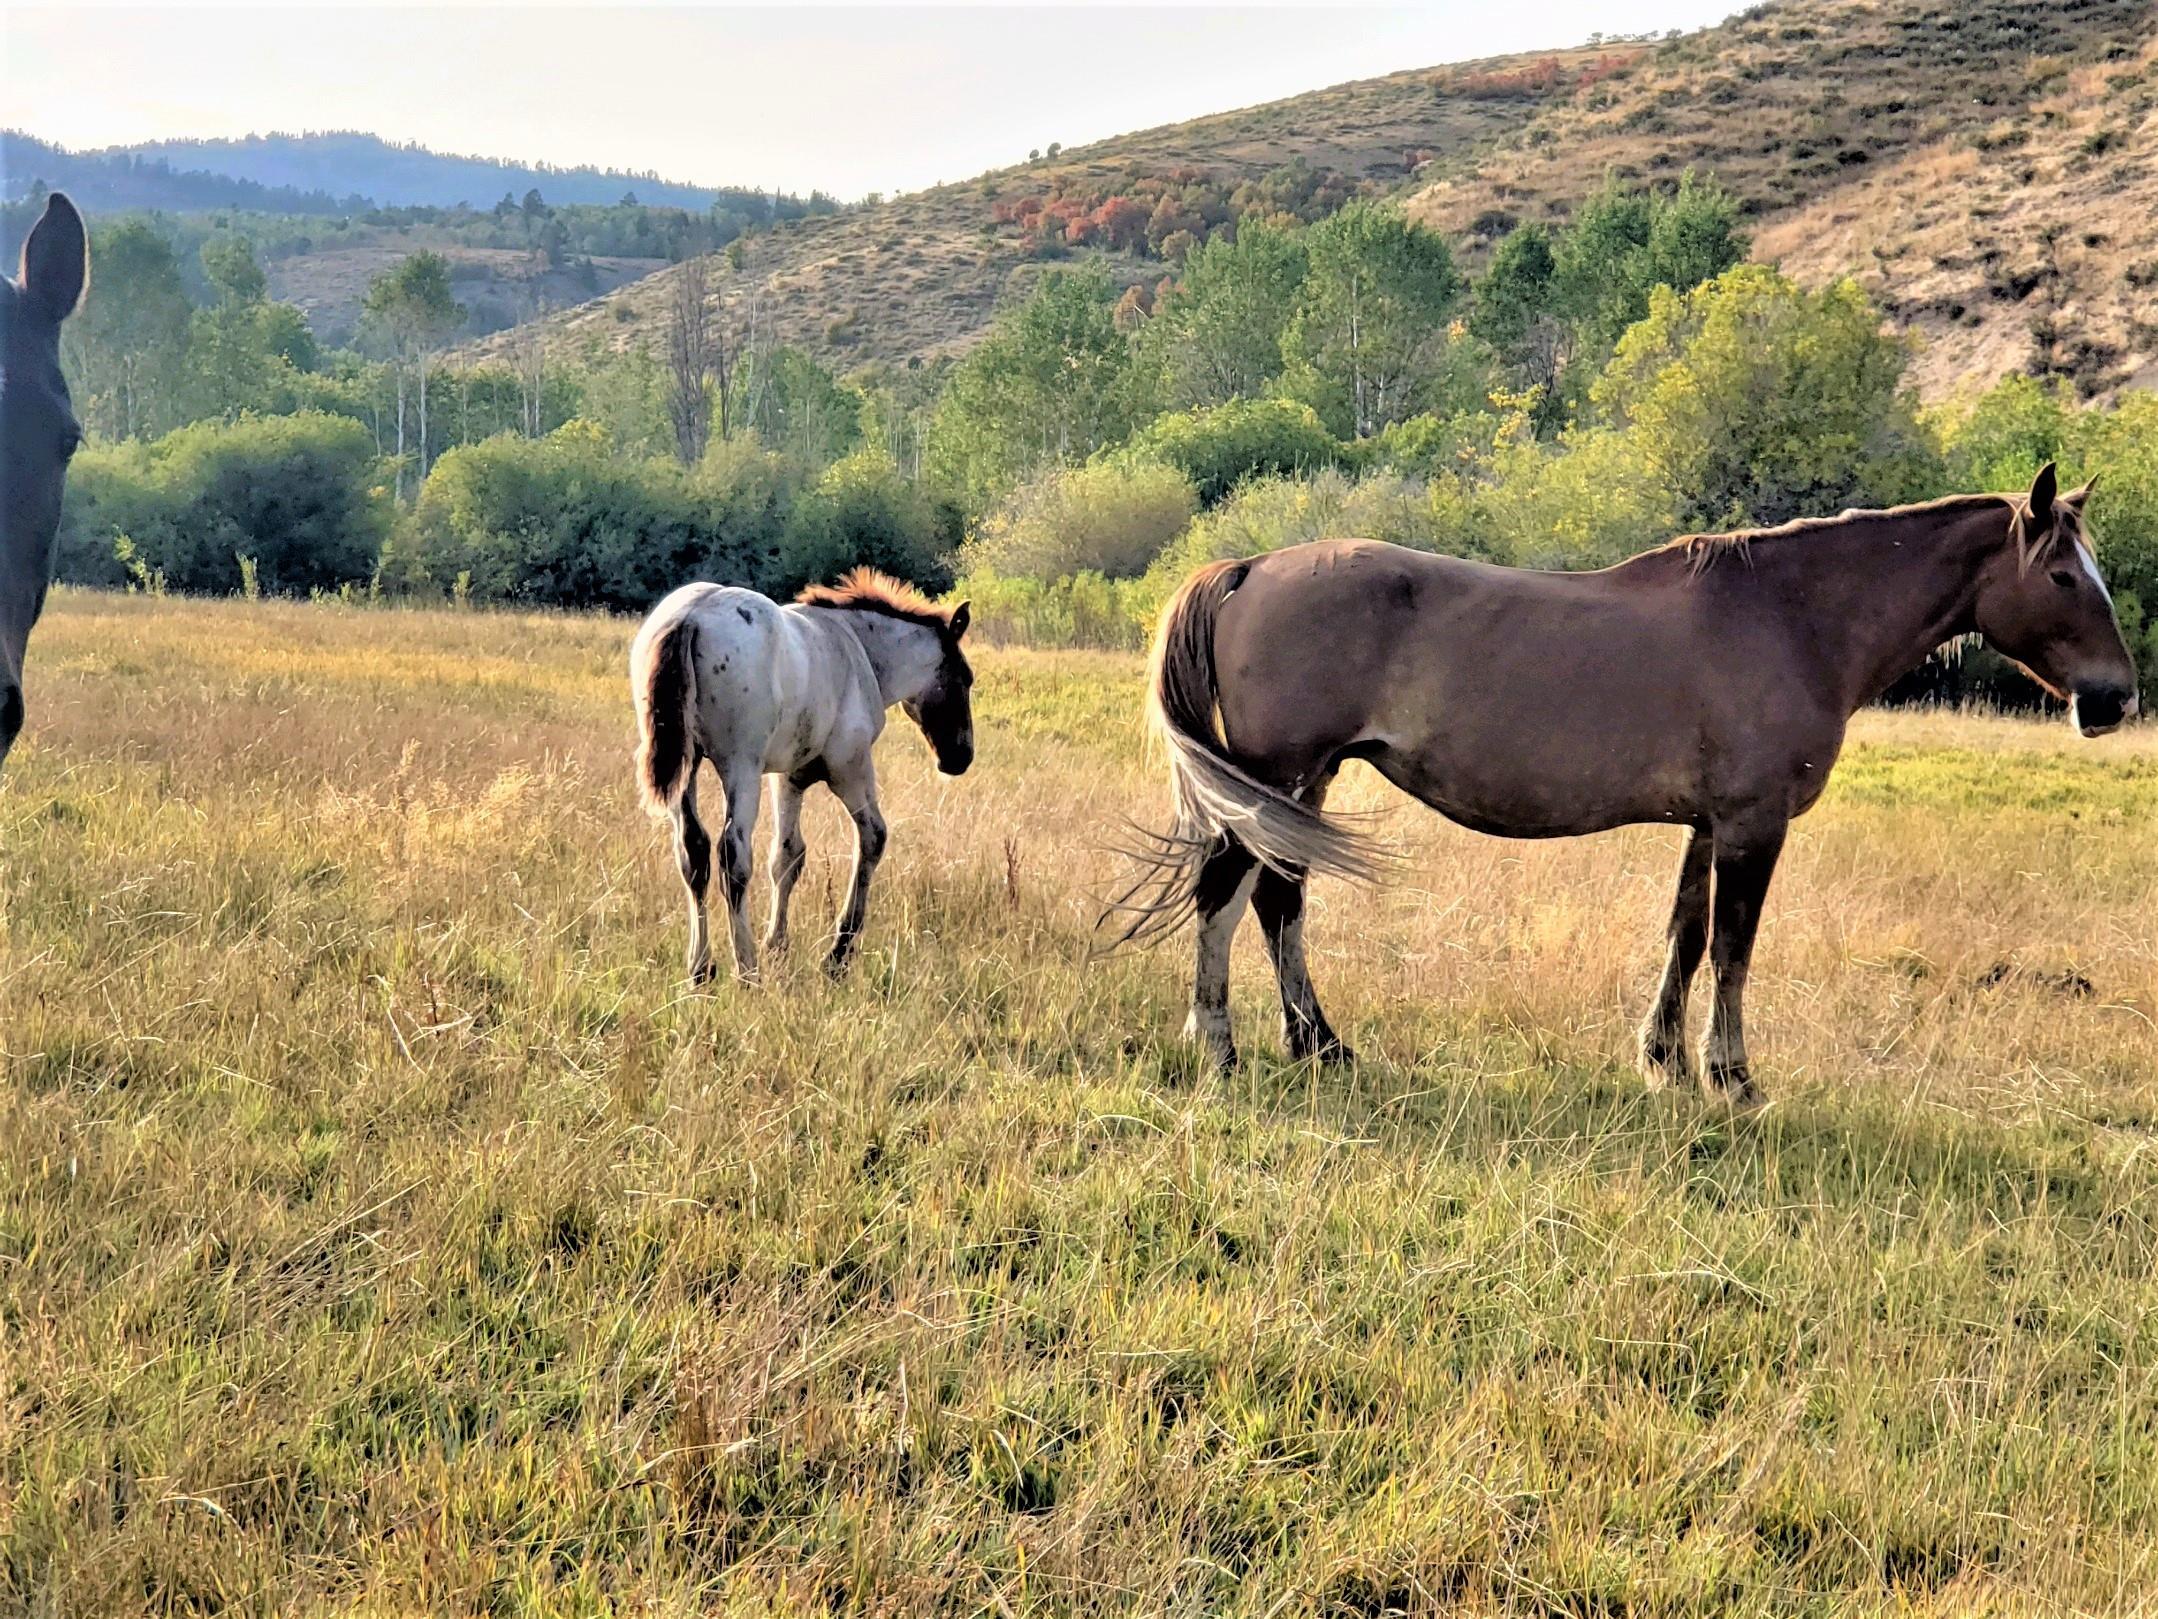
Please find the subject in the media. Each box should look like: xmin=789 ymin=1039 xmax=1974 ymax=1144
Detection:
xmin=1 ymin=131 xmax=368 ymax=215
xmin=2 ymin=129 xmax=790 ymax=219
xmin=89 ymin=132 xmax=748 ymax=212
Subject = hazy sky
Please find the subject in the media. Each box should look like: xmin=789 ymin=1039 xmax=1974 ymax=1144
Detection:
xmin=7 ymin=3 xmax=1742 ymax=200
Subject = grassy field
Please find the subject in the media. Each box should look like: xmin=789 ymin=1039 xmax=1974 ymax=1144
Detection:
xmin=7 ymin=589 xmax=2158 ymax=1617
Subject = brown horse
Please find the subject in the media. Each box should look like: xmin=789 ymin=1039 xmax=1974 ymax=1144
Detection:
xmin=1113 ymin=466 xmax=2138 ymax=1105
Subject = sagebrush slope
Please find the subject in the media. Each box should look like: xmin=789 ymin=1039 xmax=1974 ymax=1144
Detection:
xmin=468 ymin=0 xmax=2158 ymax=402
xmin=460 ymin=44 xmax=1607 ymax=373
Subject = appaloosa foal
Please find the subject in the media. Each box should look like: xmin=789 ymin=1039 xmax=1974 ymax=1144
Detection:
xmin=1115 ymin=466 xmax=2138 ymax=1105
xmin=632 ymin=569 xmax=975 ymax=984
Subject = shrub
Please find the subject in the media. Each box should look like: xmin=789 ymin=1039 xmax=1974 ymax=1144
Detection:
xmin=1120 ymin=398 xmax=1340 ymax=506
xmin=1593 ymin=266 xmax=1938 ymax=528
xmin=692 ymin=435 xmax=805 ymax=590
xmin=962 ymin=460 xmax=1197 ymax=583
xmin=56 ymin=412 xmax=389 ymax=596
xmin=1351 ymin=410 xmax=1507 ymax=479
xmin=1434 ymin=424 xmax=1687 ymax=570
xmin=1897 ymin=377 xmax=2158 ymax=705
xmin=1927 ymin=373 xmax=2074 ymax=493
xmin=948 ymin=568 xmax=1152 ymax=650
xmin=391 ymin=421 xmax=713 ymax=609
xmin=776 ymin=449 xmax=955 ymax=597
xmin=1139 ymin=468 xmax=1457 ymax=626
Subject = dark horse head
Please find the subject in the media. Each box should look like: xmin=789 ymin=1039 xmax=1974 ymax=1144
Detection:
xmin=1 ymin=192 xmax=89 ymax=770
xmin=1977 ymin=462 xmax=2140 ymax=736
xmin=903 ymin=598 xmax=975 ymax=777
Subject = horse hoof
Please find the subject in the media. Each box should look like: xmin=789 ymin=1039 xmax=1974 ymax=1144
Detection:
xmin=1184 ymin=1013 xmax=1237 ymax=1072
xmin=1638 ymin=1030 xmax=1695 ymax=1090
xmin=1707 ymin=1063 xmax=1766 ymax=1111
xmin=1317 ymin=1039 xmax=1358 ymax=1068
xmin=688 ymin=963 xmax=717 ymax=989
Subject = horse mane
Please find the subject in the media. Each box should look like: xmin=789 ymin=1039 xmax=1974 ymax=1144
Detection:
xmin=1668 ymin=492 xmax=2016 ymax=578
xmin=795 ymin=567 xmax=953 ymax=632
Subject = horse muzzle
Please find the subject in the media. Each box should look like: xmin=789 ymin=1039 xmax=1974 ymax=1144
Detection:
xmin=2073 ymin=682 xmax=2138 ymax=737
xmin=936 ymin=744 xmax=975 ymax=778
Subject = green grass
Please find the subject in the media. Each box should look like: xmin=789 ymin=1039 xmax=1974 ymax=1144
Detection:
xmin=6 ymin=590 xmax=2158 ymax=1616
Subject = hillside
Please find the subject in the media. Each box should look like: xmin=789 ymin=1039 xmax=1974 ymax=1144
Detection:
xmin=470 ymin=0 xmax=2158 ymax=404
xmin=460 ymin=42 xmax=1616 ymax=372
xmin=263 ymin=240 xmax=667 ymax=349
xmin=1755 ymin=32 xmax=2158 ymax=400
xmin=1405 ymin=0 xmax=2158 ymax=400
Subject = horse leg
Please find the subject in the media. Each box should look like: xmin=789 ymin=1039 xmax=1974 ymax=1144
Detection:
xmin=673 ymin=768 xmax=715 ymax=985
xmin=764 ymin=776 xmax=808 ymax=955
xmin=1701 ymin=815 xmax=1788 ymax=1108
xmin=1253 ymin=863 xmax=1353 ymax=1064
xmin=715 ymin=762 xmax=763 ymax=984
xmin=825 ymin=755 xmax=887 ymax=976
xmin=1187 ymin=836 xmax=1259 ymax=1071
xmin=1638 ymin=827 xmax=1712 ymax=1089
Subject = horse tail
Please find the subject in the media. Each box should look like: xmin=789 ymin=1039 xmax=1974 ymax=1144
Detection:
xmin=634 ymin=612 xmax=699 ymax=815
xmin=1104 ymin=559 xmax=1386 ymax=946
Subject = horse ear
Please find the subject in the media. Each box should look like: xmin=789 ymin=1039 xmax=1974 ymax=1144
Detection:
xmin=947 ymin=600 xmax=970 ymax=640
xmin=2065 ymin=472 xmax=2098 ymax=507
xmin=20 ymin=193 xmax=87 ymax=324
xmin=2027 ymin=461 xmax=2058 ymax=527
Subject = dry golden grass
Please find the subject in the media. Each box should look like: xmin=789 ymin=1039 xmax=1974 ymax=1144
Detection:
xmin=8 ymin=590 xmax=2158 ymax=1616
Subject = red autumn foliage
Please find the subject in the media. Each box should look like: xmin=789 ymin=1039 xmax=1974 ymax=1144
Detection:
xmin=983 ymin=161 xmax=1370 ymax=261
xmin=1452 ymin=49 xmax=1640 ymax=101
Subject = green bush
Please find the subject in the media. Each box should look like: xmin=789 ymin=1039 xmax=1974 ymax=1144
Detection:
xmin=388 ymin=421 xmax=711 ymax=609
xmin=389 ymin=426 xmax=954 ymax=611
xmin=1120 ymin=398 xmax=1339 ymax=506
xmin=1137 ymin=467 xmax=1459 ymax=628
xmin=1594 ymin=266 xmax=1938 ymax=528
xmin=56 ymin=411 xmax=390 ymax=596
xmin=1929 ymin=373 xmax=2075 ymax=494
xmin=949 ymin=568 xmax=1152 ymax=650
xmin=961 ymin=460 xmax=1196 ymax=583
xmin=1351 ymin=409 xmax=1507 ymax=480
xmin=775 ymin=449 xmax=955 ymax=597
xmin=1433 ymin=423 xmax=1687 ymax=570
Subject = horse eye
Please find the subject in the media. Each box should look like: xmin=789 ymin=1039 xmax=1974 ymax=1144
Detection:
xmin=2048 ymin=568 xmax=2078 ymax=590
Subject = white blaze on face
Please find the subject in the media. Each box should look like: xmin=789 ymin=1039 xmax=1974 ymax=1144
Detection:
xmin=2075 ymin=535 xmax=2112 ymax=604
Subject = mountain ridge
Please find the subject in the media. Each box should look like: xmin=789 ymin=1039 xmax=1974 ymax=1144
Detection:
xmin=2 ymin=129 xmax=794 ymax=216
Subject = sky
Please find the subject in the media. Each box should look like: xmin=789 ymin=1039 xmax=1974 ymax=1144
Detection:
xmin=5 ymin=3 xmax=1743 ymax=201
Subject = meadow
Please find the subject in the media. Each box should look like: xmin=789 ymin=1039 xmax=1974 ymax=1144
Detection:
xmin=7 ymin=589 xmax=2158 ymax=1617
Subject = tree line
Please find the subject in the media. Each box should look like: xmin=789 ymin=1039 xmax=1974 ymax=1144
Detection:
xmin=47 ymin=173 xmax=2158 ymax=704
